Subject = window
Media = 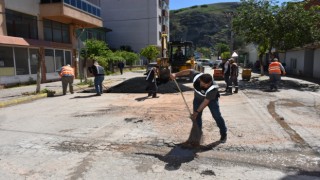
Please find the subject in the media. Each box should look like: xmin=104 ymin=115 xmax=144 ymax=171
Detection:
xmin=43 ymin=19 xmax=70 ymax=43
xmin=291 ymin=58 xmax=297 ymax=70
xmin=0 ymin=46 xmax=14 ymax=68
xmin=6 ymin=9 xmax=38 ymax=39
xmin=63 ymin=0 xmax=101 ymax=17
xmin=44 ymin=49 xmax=71 ymax=73
xmin=82 ymin=1 xmax=87 ymax=11
xmin=76 ymin=0 xmax=82 ymax=8
xmin=45 ymin=49 xmax=55 ymax=73
xmin=52 ymin=22 xmax=62 ymax=42
xmin=14 ymin=47 xmax=29 ymax=75
xmin=71 ymin=0 xmax=76 ymax=6
xmin=29 ymin=49 xmax=39 ymax=74
xmin=55 ymin=50 xmax=64 ymax=71
xmin=87 ymin=31 xmax=93 ymax=39
xmin=65 ymin=51 xmax=72 ymax=65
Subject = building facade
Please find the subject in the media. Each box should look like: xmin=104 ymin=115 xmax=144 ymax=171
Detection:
xmin=0 ymin=0 xmax=103 ymax=86
xmin=101 ymin=0 xmax=169 ymax=53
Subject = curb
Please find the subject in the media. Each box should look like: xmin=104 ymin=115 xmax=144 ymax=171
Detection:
xmin=0 ymin=93 xmax=47 ymax=108
xmin=0 ymin=85 xmax=90 ymax=108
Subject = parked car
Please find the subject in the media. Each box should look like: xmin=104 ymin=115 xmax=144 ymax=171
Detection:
xmin=212 ymin=60 xmax=222 ymax=69
xmin=195 ymin=59 xmax=213 ymax=67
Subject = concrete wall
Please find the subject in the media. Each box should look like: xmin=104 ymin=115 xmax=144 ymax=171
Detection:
xmin=285 ymin=50 xmax=305 ymax=75
xmin=314 ymin=48 xmax=320 ymax=79
xmin=4 ymin=0 xmax=39 ymax=16
xmin=101 ymin=0 xmax=162 ymax=53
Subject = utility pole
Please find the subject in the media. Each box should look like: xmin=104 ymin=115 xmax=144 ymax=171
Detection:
xmin=224 ymin=11 xmax=234 ymax=54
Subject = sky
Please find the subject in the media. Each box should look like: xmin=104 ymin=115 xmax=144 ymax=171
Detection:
xmin=170 ymin=0 xmax=301 ymax=10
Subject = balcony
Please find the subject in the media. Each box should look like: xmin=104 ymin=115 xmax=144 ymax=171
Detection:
xmin=40 ymin=0 xmax=102 ymax=28
xmin=162 ymin=10 xmax=168 ymax=17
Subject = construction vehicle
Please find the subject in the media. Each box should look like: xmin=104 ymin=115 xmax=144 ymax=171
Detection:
xmin=154 ymin=34 xmax=199 ymax=83
xmin=168 ymin=41 xmax=196 ymax=73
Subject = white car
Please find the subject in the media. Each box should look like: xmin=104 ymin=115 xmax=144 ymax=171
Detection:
xmin=195 ymin=59 xmax=213 ymax=67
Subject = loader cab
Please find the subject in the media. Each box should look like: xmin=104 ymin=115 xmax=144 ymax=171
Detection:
xmin=168 ymin=41 xmax=195 ymax=73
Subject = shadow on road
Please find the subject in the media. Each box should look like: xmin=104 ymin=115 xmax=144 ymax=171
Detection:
xmin=136 ymin=140 xmax=221 ymax=171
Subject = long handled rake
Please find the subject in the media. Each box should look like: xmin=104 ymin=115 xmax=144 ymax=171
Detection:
xmin=173 ymin=79 xmax=202 ymax=146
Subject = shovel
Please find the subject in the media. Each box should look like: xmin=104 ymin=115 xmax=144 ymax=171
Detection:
xmin=173 ymin=79 xmax=202 ymax=147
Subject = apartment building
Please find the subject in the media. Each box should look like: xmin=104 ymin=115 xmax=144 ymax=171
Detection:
xmin=101 ymin=0 xmax=169 ymax=54
xmin=0 ymin=0 xmax=103 ymax=86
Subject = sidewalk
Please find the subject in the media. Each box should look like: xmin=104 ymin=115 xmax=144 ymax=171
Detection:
xmin=0 ymin=69 xmax=319 ymax=108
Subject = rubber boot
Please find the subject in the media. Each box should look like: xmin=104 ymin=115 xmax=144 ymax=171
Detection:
xmin=152 ymin=93 xmax=159 ymax=98
xmin=227 ymin=88 xmax=232 ymax=94
xmin=234 ymin=88 xmax=238 ymax=93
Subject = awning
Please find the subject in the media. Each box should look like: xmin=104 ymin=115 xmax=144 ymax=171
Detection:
xmin=0 ymin=35 xmax=72 ymax=49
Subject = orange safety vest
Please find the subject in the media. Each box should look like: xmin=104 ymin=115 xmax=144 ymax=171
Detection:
xmin=268 ymin=62 xmax=282 ymax=74
xmin=60 ymin=66 xmax=74 ymax=77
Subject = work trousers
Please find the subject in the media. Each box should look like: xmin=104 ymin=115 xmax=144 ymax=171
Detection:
xmin=94 ymin=75 xmax=105 ymax=95
xmin=61 ymin=76 xmax=74 ymax=95
xmin=224 ymin=74 xmax=230 ymax=89
xmin=228 ymin=76 xmax=238 ymax=90
xmin=193 ymin=97 xmax=227 ymax=136
xmin=146 ymin=81 xmax=158 ymax=96
xmin=269 ymin=74 xmax=281 ymax=90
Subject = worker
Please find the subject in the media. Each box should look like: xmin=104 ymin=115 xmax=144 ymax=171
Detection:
xmin=174 ymin=46 xmax=184 ymax=60
xmin=227 ymin=58 xmax=239 ymax=94
xmin=221 ymin=58 xmax=231 ymax=93
xmin=146 ymin=66 xmax=159 ymax=98
xmin=170 ymin=70 xmax=228 ymax=145
xmin=117 ymin=61 xmax=125 ymax=75
xmin=88 ymin=61 xmax=105 ymax=96
xmin=58 ymin=64 xmax=75 ymax=95
xmin=268 ymin=58 xmax=286 ymax=91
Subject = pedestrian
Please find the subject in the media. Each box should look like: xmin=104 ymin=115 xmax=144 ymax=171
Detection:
xmin=118 ymin=61 xmax=125 ymax=75
xmin=58 ymin=64 xmax=75 ymax=95
xmin=221 ymin=58 xmax=231 ymax=92
xmin=88 ymin=61 xmax=105 ymax=96
xmin=268 ymin=58 xmax=286 ymax=91
xmin=146 ymin=66 xmax=159 ymax=98
xmin=227 ymin=58 xmax=239 ymax=94
xmin=170 ymin=69 xmax=228 ymax=144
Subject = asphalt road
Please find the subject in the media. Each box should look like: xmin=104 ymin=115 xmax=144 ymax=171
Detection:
xmin=0 ymin=69 xmax=319 ymax=179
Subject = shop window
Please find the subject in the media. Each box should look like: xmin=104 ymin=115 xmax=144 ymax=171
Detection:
xmin=0 ymin=46 xmax=14 ymax=68
xmin=45 ymin=49 xmax=55 ymax=73
xmin=65 ymin=51 xmax=72 ymax=65
xmin=14 ymin=47 xmax=29 ymax=75
xmin=55 ymin=50 xmax=64 ymax=71
xmin=30 ymin=49 xmax=39 ymax=74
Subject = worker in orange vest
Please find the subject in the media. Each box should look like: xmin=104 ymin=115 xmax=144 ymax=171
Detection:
xmin=268 ymin=58 xmax=286 ymax=91
xmin=58 ymin=64 xmax=75 ymax=95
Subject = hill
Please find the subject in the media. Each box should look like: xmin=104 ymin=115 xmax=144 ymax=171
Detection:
xmin=169 ymin=2 xmax=240 ymax=49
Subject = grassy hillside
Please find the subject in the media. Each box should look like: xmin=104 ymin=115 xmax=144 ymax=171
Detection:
xmin=169 ymin=2 xmax=240 ymax=49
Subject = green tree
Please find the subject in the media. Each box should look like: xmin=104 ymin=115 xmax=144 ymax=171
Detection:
xmin=233 ymin=0 xmax=277 ymax=75
xmin=81 ymin=39 xmax=110 ymax=81
xmin=221 ymin=51 xmax=231 ymax=60
xmin=120 ymin=51 xmax=139 ymax=66
xmin=214 ymin=43 xmax=230 ymax=57
xmin=233 ymin=0 xmax=320 ymax=75
xmin=196 ymin=47 xmax=212 ymax=59
xmin=140 ymin=45 xmax=160 ymax=64
xmin=276 ymin=2 xmax=320 ymax=50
